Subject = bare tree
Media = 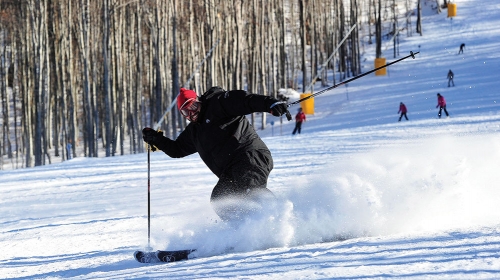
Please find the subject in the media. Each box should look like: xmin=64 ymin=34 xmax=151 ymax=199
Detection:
xmin=102 ymin=0 xmax=112 ymax=156
xmin=375 ymin=0 xmax=383 ymax=58
xmin=416 ymin=0 xmax=423 ymax=35
xmin=299 ymin=0 xmax=307 ymax=91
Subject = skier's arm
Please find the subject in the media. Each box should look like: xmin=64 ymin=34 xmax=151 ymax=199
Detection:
xmin=217 ymin=90 xmax=277 ymax=116
xmin=150 ymin=127 xmax=197 ymax=158
xmin=217 ymin=90 xmax=291 ymax=120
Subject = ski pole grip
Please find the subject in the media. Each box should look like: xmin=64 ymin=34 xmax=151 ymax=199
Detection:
xmin=285 ymin=110 xmax=292 ymax=121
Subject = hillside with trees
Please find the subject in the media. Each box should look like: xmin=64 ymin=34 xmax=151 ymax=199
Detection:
xmin=0 ymin=0 xmax=422 ymax=169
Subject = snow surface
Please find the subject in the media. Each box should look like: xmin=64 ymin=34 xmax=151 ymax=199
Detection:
xmin=2 ymin=0 xmax=500 ymax=278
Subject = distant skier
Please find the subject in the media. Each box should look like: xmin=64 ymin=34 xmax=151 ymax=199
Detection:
xmin=66 ymin=139 xmax=73 ymax=160
xmin=436 ymin=93 xmax=449 ymax=118
xmin=458 ymin=43 xmax=465 ymax=54
xmin=292 ymin=107 xmax=306 ymax=135
xmin=398 ymin=102 xmax=408 ymax=121
xmin=447 ymin=69 xmax=455 ymax=87
xmin=142 ymin=87 xmax=291 ymax=221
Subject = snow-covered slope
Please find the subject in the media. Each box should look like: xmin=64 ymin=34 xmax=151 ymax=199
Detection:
xmin=2 ymin=0 xmax=500 ymax=278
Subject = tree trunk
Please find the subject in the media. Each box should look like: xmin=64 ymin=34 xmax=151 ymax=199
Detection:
xmin=79 ymin=0 xmax=95 ymax=157
xmin=417 ymin=0 xmax=423 ymax=36
xmin=171 ymin=1 xmax=180 ymax=139
xmin=376 ymin=0 xmax=383 ymax=58
xmin=103 ymin=0 xmax=112 ymax=157
xmin=299 ymin=0 xmax=307 ymax=92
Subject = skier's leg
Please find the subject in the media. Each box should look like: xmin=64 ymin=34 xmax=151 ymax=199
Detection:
xmin=444 ymin=106 xmax=449 ymax=116
xmin=210 ymin=176 xmax=248 ymax=221
xmin=211 ymin=150 xmax=274 ymax=221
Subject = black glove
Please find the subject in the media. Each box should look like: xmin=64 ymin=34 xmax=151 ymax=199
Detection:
xmin=270 ymin=101 xmax=292 ymax=121
xmin=142 ymin=127 xmax=162 ymax=145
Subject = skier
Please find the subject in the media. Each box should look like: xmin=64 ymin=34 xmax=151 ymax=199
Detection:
xmin=292 ymin=107 xmax=306 ymax=135
xmin=142 ymin=87 xmax=291 ymax=221
xmin=398 ymin=102 xmax=408 ymax=121
xmin=436 ymin=93 xmax=449 ymax=118
xmin=66 ymin=139 xmax=73 ymax=159
xmin=458 ymin=43 xmax=465 ymax=54
xmin=447 ymin=69 xmax=455 ymax=87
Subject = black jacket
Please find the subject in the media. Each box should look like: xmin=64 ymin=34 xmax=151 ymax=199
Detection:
xmin=154 ymin=87 xmax=278 ymax=177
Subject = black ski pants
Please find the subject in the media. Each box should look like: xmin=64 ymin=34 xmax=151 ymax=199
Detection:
xmin=438 ymin=106 xmax=449 ymax=118
xmin=210 ymin=149 xmax=274 ymax=221
xmin=399 ymin=112 xmax=408 ymax=121
xmin=292 ymin=122 xmax=303 ymax=135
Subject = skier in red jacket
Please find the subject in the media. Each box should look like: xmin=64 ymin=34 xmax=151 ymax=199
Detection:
xmin=398 ymin=102 xmax=408 ymax=121
xmin=436 ymin=93 xmax=449 ymax=118
xmin=292 ymin=108 xmax=306 ymax=134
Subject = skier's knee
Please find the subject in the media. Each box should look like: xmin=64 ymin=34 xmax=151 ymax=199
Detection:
xmin=211 ymin=187 xmax=276 ymax=221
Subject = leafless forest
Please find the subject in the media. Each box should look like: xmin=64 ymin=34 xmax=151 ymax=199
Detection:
xmin=0 ymin=0 xmax=421 ymax=169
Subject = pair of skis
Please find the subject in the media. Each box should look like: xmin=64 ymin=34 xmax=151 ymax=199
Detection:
xmin=134 ymin=249 xmax=195 ymax=263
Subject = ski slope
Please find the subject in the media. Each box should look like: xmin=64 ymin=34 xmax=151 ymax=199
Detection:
xmin=2 ymin=0 xmax=500 ymax=278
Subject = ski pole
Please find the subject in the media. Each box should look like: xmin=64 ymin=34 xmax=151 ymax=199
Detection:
xmin=288 ymin=51 xmax=419 ymax=107
xmin=147 ymin=144 xmax=152 ymax=251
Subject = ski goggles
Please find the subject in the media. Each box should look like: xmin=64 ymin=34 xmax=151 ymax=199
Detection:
xmin=179 ymin=98 xmax=201 ymax=122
